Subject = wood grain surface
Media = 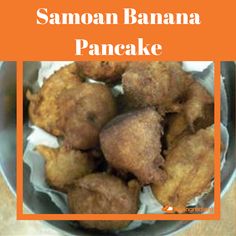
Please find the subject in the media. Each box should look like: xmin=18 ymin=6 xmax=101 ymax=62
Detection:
xmin=0 ymin=174 xmax=235 ymax=236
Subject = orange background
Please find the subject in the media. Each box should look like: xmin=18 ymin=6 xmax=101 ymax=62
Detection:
xmin=0 ymin=0 xmax=223 ymax=221
xmin=16 ymin=60 xmax=222 ymax=221
xmin=0 ymin=0 xmax=236 ymax=60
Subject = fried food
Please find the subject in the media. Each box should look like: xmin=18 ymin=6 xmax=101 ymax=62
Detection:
xmin=26 ymin=61 xmax=216 ymax=221
xmin=36 ymin=145 xmax=95 ymax=192
xmin=122 ymin=62 xmax=193 ymax=113
xmin=194 ymin=103 xmax=214 ymax=130
xmin=100 ymin=108 xmax=166 ymax=185
xmin=166 ymin=103 xmax=214 ymax=148
xmin=165 ymin=81 xmax=214 ymax=148
xmin=183 ymin=81 xmax=213 ymax=129
xmin=27 ymin=63 xmax=81 ymax=136
xmin=152 ymin=126 xmax=214 ymax=211
xmin=68 ymin=173 xmax=140 ymax=230
xmin=57 ymin=83 xmax=117 ymax=150
xmin=76 ymin=61 xmax=128 ymax=83
xmin=165 ymin=112 xmax=191 ymax=148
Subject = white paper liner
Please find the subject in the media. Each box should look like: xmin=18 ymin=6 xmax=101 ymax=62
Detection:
xmin=23 ymin=61 xmax=229 ymax=231
xmin=182 ymin=61 xmax=212 ymax=72
xmin=24 ymin=127 xmax=69 ymax=213
xmin=38 ymin=61 xmax=74 ymax=87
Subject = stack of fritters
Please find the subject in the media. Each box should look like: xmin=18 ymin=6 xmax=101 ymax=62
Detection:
xmin=27 ymin=61 xmax=215 ymax=231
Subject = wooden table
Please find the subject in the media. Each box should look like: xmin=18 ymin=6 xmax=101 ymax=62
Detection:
xmin=0 ymin=174 xmax=235 ymax=236
xmin=177 ymin=180 xmax=236 ymax=236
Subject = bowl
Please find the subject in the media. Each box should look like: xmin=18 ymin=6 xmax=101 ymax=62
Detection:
xmin=0 ymin=61 xmax=235 ymax=235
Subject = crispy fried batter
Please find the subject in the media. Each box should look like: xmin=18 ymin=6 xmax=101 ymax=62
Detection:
xmin=68 ymin=173 xmax=140 ymax=230
xmin=76 ymin=61 xmax=129 ymax=83
xmin=122 ymin=62 xmax=193 ymax=113
xmin=27 ymin=63 xmax=81 ymax=136
xmin=152 ymin=126 xmax=214 ymax=211
xmin=100 ymin=108 xmax=166 ymax=185
xmin=57 ymin=83 xmax=117 ymax=150
xmin=27 ymin=61 xmax=216 ymax=220
xmin=165 ymin=112 xmax=191 ymax=148
xmin=166 ymin=103 xmax=214 ymax=148
xmin=194 ymin=104 xmax=214 ymax=130
xmin=184 ymin=81 xmax=213 ymax=128
xmin=36 ymin=145 xmax=95 ymax=192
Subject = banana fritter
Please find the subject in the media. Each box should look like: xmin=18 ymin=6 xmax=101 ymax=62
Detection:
xmin=36 ymin=145 xmax=96 ymax=192
xmin=122 ymin=62 xmax=193 ymax=113
xmin=68 ymin=173 xmax=140 ymax=230
xmin=183 ymin=81 xmax=213 ymax=129
xmin=166 ymin=103 xmax=214 ymax=148
xmin=100 ymin=108 xmax=166 ymax=185
xmin=27 ymin=61 xmax=216 ymax=221
xmin=152 ymin=126 xmax=214 ymax=211
xmin=27 ymin=63 xmax=81 ymax=136
xmin=165 ymin=112 xmax=191 ymax=149
xmin=57 ymin=83 xmax=117 ymax=150
xmin=76 ymin=61 xmax=128 ymax=83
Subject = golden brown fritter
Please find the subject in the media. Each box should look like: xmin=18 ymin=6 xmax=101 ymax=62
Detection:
xmin=194 ymin=104 xmax=214 ymax=130
xmin=36 ymin=145 xmax=96 ymax=192
xmin=100 ymin=108 xmax=166 ymax=185
xmin=166 ymin=103 xmax=214 ymax=148
xmin=122 ymin=62 xmax=193 ymax=113
xmin=152 ymin=126 xmax=214 ymax=211
xmin=68 ymin=173 xmax=140 ymax=230
xmin=183 ymin=81 xmax=213 ymax=129
xmin=165 ymin=112 xmax=191 ymax=149
xmin=27 ymin=63 xmax=81 ymax=136
xmin=57 ymin=83 xmax=117 ymax=150
xmin=76 ymin=61 xmax=129 ymax=83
